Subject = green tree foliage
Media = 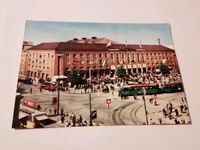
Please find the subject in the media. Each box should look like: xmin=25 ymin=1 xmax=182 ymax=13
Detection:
xmin=157 ymin=63 xmax=170 ymax=74
xmin=116 ymin=65 xmax=126 ymax=78
xmin=67 ymin=68 xmax=83 ymax=86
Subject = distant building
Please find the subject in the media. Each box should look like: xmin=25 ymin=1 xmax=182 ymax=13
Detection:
xmin=21 ymin=37 xmax=178 ymax=80
xmin=19 ymin=41 xmax=34 ymax=78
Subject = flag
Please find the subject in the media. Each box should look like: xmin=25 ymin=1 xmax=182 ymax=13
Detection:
xmin=139 ymin=42 xmax=142 ymax=48
xmin=106 ymin=40 xmax=112 ymax=47
xmin=102 ymin=60 xmax=106 ymax=66
xmin=120 ymin=60 xmax=124 ymax=64
xmin=125 ymin=39 xmax=127 ymax=47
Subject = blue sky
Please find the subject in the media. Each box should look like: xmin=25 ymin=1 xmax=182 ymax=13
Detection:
xmin=24 ymin=20 xmax=173 ymax=46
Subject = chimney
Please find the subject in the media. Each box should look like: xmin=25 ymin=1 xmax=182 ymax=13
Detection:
xmin=158 ymin=38 xmax=161 ymax=45
xmin=82 ymin=37 xmax=87 ymax=40
xmin=91 ymin=36 xmax=97 ymax=39
xmin=73 ymin=38 xmax=78 ymax=41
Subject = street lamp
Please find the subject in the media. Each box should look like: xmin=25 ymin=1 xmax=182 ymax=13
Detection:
xmin=57 ymin=54 xmax=62 ymax=115
xmin=142 ymin=87 xmax=149 ymax=125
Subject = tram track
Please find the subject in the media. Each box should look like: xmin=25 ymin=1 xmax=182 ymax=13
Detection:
xmin=112 ymin=101 xmax=144 ymax=125
xmin=112 ymin=101 xmax=135 ymax=125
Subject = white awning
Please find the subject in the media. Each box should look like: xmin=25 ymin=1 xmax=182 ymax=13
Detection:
xmin=19 ymin=111 xmax=29 ymax=119
xmin=52 ymin=75 xmax=68 ymax=82
xmin=35 ymin=115 xmax=48 ymax=121
xmin=111 ymin=65 xmax=116 ymax=70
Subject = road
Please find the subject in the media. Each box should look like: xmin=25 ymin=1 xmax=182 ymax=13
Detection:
xmin=18 ymin=83 xmax=191 ymax=126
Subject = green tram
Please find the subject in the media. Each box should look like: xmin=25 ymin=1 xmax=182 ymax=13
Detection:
xmin=119 ymin=82 xmax=184 ymax=97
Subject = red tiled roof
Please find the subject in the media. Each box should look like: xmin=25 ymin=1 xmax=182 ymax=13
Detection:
xmin=57 ymin=42 xmax=107 ymax=50
xmin=28 ymin=38 xmax=174 ymax=52
xmin=28 ymin=42 xmax=61 ymax=50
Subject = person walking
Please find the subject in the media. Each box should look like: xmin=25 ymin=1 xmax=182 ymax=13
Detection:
xmin=30 ymin=88 xmax=32 ymax=94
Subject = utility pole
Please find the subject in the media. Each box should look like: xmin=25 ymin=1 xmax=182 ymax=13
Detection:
xmin=89 ymin=93 xmax=92 ymax=126
xmin=142 ymin=87 xmax=149 ymax=125
xmin=57 ymin=54 xmax=62 ymax=115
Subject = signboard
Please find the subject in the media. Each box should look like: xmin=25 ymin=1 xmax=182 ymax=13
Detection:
xmin=132 ymin=64 xmax=137 ymax=68
xmin=138 ymin=64 xmax=142 ymax=68
xmin=23 ymin=99 xmax=37 ymax=109
xmin=105 ymin=99 xmax=112 ymax=108
xmin=128 ymin=65 xmax=132 ymax=69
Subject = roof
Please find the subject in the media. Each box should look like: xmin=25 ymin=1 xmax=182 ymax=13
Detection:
xmin=27 ymin=38 xmax=174 ymax=52
xmin=28 ymin=42 xmax=61 ymax=50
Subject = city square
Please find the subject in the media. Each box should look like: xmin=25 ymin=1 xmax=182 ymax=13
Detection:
xmin=12 ymin=21 xmax=191 ymax=129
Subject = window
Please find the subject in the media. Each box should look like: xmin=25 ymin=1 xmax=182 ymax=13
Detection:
xmin=87 ymin=60 xmax=90 ymax=64
xmin=122 ymin=53 xmax=124 ymax=59
xmin=87 ymin=53 xmax=90 ymax=58
xmin=48 ymin=53 xmax=50 ymax=58
xmin=105 ymin=53 xmax=108 ymax=58
xmin=73 ymin=53 xmax=76 ymax=59
xmin=66 ymin=53 xmax=69 ymax=58
xmin=39 ymin=55 xmax=42 ymax=58
xmin=111 ymin=53 xmax=113 ymax=59
xmin=80 ymin=53 xmax=83 ymax=58
xmin=93 ymin=53 xmax=96 ymax=58
xmin=80 ymin=60 xmax=84 ymax=65
xmin=99 ymin=53 xmax=102 ymax=58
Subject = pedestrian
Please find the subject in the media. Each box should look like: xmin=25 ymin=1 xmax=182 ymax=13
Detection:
xmin=30 ymin=88 xmax=32 ymax=94
xmin=54 ymin=107 xmax=57 ymax=115
xmin=49 ymin=108 xmax=52 ymax=115
xmin=158 ymin=118 xmax=162 ymax=124
xmin=61 ymin=115 xmax=65 ymax=124
xmin=162 ymin=108 xmax=167 ymax=118
xmin=40 ymin=87 xmax=42 ymax=93
xmin=174 ymin=118 xmax=180 ymax=124
xmin=180 ymin=104 xmax=184 ymax=113
xmin=60 ymin=107 xmax=64 ymax=116
xmin=79 ymin=114 xmax=83 ymax=124
xmin=175 ymin=108 xmax=179 ymax=117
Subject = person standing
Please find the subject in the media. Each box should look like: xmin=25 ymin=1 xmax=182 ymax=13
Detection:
xmin=30 ymin=88 xmax=32 ymax=94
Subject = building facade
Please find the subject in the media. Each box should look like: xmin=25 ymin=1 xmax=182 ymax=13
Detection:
xmin=19 ymin=41 xmax=34 ymax=78
xmin=22 ymin=37 xmax=178 ymax=80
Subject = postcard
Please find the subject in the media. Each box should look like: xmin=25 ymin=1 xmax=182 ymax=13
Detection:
xmin=12 ymin=20 xmax=191 ymax=129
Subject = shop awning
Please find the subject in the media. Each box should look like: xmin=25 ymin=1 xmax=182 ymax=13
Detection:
xmin=35 ymin=115 xmax=48 ymax=121
xmin=19 ymin=111 xmax=29 ymax=119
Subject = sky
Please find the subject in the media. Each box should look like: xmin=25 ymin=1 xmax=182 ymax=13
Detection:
xmin=24 ymin=20 xmax=174 ymax=47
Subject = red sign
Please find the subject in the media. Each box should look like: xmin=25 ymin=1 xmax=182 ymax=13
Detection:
xmin=23 ymin=99 xmax=37 ymax=109
xmin=106 ymin=99 xmax=111 ymax=104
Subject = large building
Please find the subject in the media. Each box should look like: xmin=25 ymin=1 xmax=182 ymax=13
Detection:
xmin=19 ymin=41 xmax=34 ymax=78
xmin=22 ymin=37 xmax=178 ymax=80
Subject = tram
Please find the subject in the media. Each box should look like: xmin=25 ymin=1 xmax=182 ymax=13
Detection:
xmin=118 ymin=82 xmax=183 ymax=97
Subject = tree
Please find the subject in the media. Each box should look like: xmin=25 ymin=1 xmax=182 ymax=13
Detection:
xmin=157 ymin=63 xmax=170 ymax=75
xmin=66 ymin=68 xmax=83 ymax=86
xmin=116 ymin=65 xmax=126 ymax=78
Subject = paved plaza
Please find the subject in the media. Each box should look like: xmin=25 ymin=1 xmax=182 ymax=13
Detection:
xmin=18 ymin=82 xmax=191 ymax=127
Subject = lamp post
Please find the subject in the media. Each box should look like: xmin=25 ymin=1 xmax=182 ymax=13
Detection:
xmin=57 ymin=54 xmax=62 ymax=115
xmin=142 ymin=87 xmax=149 ymax=125
xmin=89 ymin=93 xmax=92 ymax=126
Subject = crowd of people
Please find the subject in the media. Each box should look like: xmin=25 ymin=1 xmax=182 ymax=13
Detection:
xmin=148 ymin=97 xmax=190 ymax=125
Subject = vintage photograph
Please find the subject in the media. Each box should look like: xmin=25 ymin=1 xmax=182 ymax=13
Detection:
xmin=12 ymin=21 xmax=191 ymax=129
